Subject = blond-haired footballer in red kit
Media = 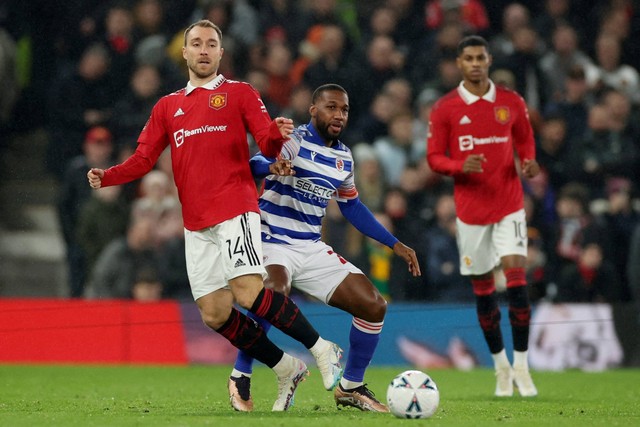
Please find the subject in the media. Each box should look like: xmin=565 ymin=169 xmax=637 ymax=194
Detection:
xmin=427 ymin=35 xmax=539 ymax=397
xmin=87 ymin=20 xmax=342 ymax=411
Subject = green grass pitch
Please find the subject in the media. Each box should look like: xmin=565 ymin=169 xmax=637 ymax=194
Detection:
xmin=1 ymin=365 xmax=638 ymax=426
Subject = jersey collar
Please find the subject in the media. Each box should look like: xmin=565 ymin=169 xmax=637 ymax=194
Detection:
xmin=306 ymin=122 xmax=340 ymax=148
xmin=185 ymin=74 xmax=226 ymax=95
xmin=457 ymin=79 xmax=496 ymax=104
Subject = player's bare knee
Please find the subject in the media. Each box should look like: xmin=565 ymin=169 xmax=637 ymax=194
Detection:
xmin=363 ymin=296 xmax=387 ymax=322
xmin=200 ymin=310 xmax=227 ymax=330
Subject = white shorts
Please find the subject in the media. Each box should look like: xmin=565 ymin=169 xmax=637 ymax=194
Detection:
xmin=263 ymin=240 xmax=363 ymax=304
xmin=456 ymin=209 xmax=527 ymax=276
xmin=184 ymin=212 xmax=266 ymax=300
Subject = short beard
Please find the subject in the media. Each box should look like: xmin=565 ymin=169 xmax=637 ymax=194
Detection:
xmin=188 ymin=64 xmax=216 ymax=80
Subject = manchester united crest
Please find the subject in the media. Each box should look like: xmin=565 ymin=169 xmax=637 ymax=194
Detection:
xmin=336 ymin=158 xmax=344 ymax=171
xmin=494 ymin=106 xmax=510 ymax=124
xmin=209 ymin=93 xmax=227 ymax=110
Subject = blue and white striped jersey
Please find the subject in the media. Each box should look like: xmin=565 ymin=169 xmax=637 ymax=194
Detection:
xmin=259 ymin=123 xmax=358 ymax=244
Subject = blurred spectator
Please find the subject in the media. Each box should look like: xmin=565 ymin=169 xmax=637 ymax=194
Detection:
xmin=242 ymin=68 xmax=280 ymax=118
xmin=547 ymin=182 xmax=612 ymax=283
xmin=602 ymin=89 xmax=640 ymax=147
xmin=488 ymin=2 xmax=531 ymax=64
xmin=85 ymin=215 xmax=161 ymax=299
xmin=279 ymin=83 xmax=312 ymax=126
xmin=346 ymin=91 xmax=397 ymax=144
xmin=556 ymin=240 xmax=626 ymax=303
xmin=134 ymin=35 xmax=185 ymax=93
xmin=387 ymin=0 xmax=431 ymax=48
xmin=131 ymin=266 xmax=164 ymax=302
xmin=413 ymin=88 xmax=440 ymax=146
xmin=383 ymin=187 xmax=426 ymax=301
xmin=544 ymin=65 xmax=594 ymax=143
xmin=584 ymin=33 xmax=640 ymax=104
xmin=100 ymin=3 xmax=136 ymax=96
xmin=424 ymin=0 xmax=490 ymax=34
xmin=302 ymin=24 xmax=351 ymax=92
xmin=596 ymin=177 xmax=639 ymax=286
xmin=345 ymin=35 xmax=407 ymax=121
xmin=532 ymin=0 xmax=584 ymax=47
xmin=411 ymin=21 xmax=464 ymax=90
xmin=422 ymin=193 xmax=470 ymax=302
xmin=132 ymin=0 xmax=167 ymax=40
xmin=263 ymin=42 xmax=294 ymax=111
xmin=155 ymin=198 xmax=190 ymax=299
xmin=361 ymin=5 xmax=400 ymax=45
xmin=257 ymin=0 xmax=306 ymax=51
xmin=628 ymin=222 xmax=640 ymax=303
xmin=524 ymin=206 xmax=549 ymax=302
xmin=57 ymin=126 xmax=115 ymax=297
xmin=109 ymin=64 xmax=163 ymax=150
xmin=131 ymin=169 xmax=175 ymax=221
xmin=382 ymin=77 xmax=414 ymax=112
xmin=76 ymin=185 xmax=130 ymax=276
xmin=46 ymin=43 xmax=114 ymax=178
xmin=419 ymin=53 xmax=462 ymax=96
xmin=538 ymin=24 xmax=593 ymax=104
xmin=522 ymin=168 xmax=556 ymax=232
xmin=535 ymin=114 xmax=572 ymax=191
xmin=352 ymin=143 xmax=387 ymax=212
xmin=568 ymin=103 xmax=638 ymax=195
xmin=373 ymin=111 xmax=425 ymax=186
xmin=490 ymin=68 xmax=516 ymax=90
xmin=494 ymin=25 xmax=547 ymax=115
xmin=360 ymin=211 xmax=396 ymax=300
xmin=0 ymin=27 xmax=18 ymax=136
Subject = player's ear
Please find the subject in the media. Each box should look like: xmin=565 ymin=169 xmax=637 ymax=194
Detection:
xmin=309 ymin=104 xmax=317 ymax=118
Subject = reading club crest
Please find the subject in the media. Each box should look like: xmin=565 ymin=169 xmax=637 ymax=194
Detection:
xmin=494 ymin=106 xmax=510 ymax=124
xmin=336 ymin=158 xmax=344 ymax=171
xmin=209 ymin=93 xmax=227 ymax=110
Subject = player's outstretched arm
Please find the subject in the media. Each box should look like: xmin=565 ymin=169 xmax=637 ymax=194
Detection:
xmin=87 ymin=168 xmax=105 ymax=189
xmin=392 ymin=242 xmax=421 ymax=277
xmin=269 ymin=159 xmax=295 ymax=176
xmin=339 ymin=198 xmax=422 ymax=274
xmin=521 ymin=158 xmax=540 ymax=178
xmin=274 ymin=117 xmax=294 ymax=138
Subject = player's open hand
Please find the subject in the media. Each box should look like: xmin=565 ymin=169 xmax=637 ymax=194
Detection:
xmin=269 ymin=159 xmax=296 ymax=176
xmin=462 ymin=154 xmax=486 ymax=173
xmin=521 ymin=158 xmax=540 ymax=178
xmin=87 ymin=168 xmax=104 ymax=189
xmin=393 ymin=242 xmax=421 ymax=277
xmin=275 ymin=117 xmax=294 ymax=138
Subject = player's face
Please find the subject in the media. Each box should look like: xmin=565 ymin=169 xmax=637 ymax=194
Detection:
xmin=456 ymin=45 xmax=492 ymax=84
xmin=183 ymin=26 xmax=224 ymax=80
xmin=310 ymin=90 xmax=349 ymax=143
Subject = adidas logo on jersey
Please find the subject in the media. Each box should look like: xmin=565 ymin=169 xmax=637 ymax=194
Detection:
xmin=174 ymin=108 xmax=185 ymax=117
xmin=459 ymin=115 xmax=471 ymax=125
xmin=234 ymin=259 xmax=246 ymax=268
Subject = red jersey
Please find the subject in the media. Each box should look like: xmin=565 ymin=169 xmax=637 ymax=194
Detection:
xmin=427 ymin=81 xmax=535 ymax=225
xmin=101 ymin=75 xmax=286 ymax=231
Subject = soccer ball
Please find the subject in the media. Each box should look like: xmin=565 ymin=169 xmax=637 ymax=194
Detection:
xmin=387 ymin=370 xmax=439 ymax=419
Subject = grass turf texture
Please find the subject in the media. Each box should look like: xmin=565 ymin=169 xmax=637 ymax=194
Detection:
xmin=1 ymin=365 xmax=638 ymax=426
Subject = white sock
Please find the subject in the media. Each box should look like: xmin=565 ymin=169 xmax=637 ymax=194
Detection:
xmin=492 ymin=349 xmax=511 ymax=369
xmin=272 ymin=353 xmax=295 ymax=377
xmin=340 ymin=378 xmax=363 ymax=390
xmin=231 ymin=368 xmax=251 ymax=379
xmin=513 ymin=350 xmax=529 ymax=370
xmin=309 ymin=337 xmax=329 ymax=357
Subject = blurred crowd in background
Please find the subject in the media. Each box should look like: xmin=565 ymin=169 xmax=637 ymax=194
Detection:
xmin=0 ymin=0 xmax=639 ymax=305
